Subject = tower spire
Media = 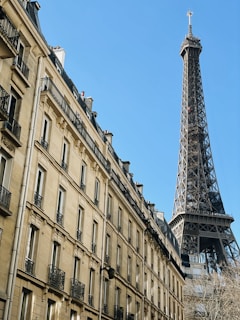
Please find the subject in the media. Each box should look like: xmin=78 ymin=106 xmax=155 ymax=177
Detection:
xmin=170 ymin=14 xmax=240 ymax=275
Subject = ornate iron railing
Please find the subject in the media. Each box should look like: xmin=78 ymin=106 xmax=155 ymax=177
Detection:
xmin=0 ymin=85 xmax=9 ymax=117
xmin=4 ymin=119 xmax=21 ymax=140
xmin=34 ymin=192 xmax=43 ymax=208
xmin=41 ymin=77 xmax=111 ymax=174
xmin=114 ymin=306 xmax=124 ymax=320
xmin=13 ymin=56 xmax=29 ymax=79
xmin=0 ymin=185 xmax=11 ymax=209
xmin=71 ymin=278 xmax=85 ymax=300
xmin=0 ymin=12 xmax=19 ymax=50
xmin=48 ymin=265 xmax=65 ymax=291
xmin=25 ymin=257 xmax=34 ymax=275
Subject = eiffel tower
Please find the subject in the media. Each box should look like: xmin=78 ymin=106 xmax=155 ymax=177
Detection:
xmin=169 ymin=12 xmax=239 ymax=275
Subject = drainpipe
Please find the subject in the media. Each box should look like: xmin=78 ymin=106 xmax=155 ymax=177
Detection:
xmin=98 ymin=177 xmax=109 ymax=320
xmin=4 ymin=56 xmax=43 ymax=320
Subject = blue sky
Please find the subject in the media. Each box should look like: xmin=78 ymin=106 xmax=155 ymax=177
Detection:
xmin=39 ymin=1 xmax=240 ymax=245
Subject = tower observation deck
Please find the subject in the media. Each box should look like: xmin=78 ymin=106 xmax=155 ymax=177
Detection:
xmin=169 ymin=12 xmax=239 ymax=274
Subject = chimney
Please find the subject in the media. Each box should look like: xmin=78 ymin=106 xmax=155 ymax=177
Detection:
xmin=122 ymin=161 xmax=130 ymax=173
xmin=104 ymin=131 xmax=113 ymax=144
xmin=85 ymin=97 xmax=94 ymax=111
xmin=52 ymin=46 xmax=65 ymax=67
xmin=136 ymin=183 xmax=143 ymax=194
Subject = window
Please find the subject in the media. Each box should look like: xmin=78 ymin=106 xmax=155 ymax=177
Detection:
xmin=126 ymin=295 xmax=132 ymax=317
xmin=115 ymin=287 xmax=121 ymax=308
xmin=51 ymin=241 xmax=60 ymax=268
xmin=144 ymin=272 xmax=148 ymax=296
xmin=0 ymin=151 xmax=12 ymax=212
xmin=103 ymin=278 xmax=109 ymax=314
xmin=41 ymin=114 xmax=51 ymax=150
xmin=151 ymin=248 xmax=154 ymax=269
xmin=117 ymin=207 xmax=122 ymax=232
xmin=73 ymin=257 xmax=80 ymax=281
xmin=25 ymin=224 xmax=38 ymax=275
xmin=70 ymin=310 xmax=77 ymax=320
xmin=144 ymin=240 xmax=147 ymax=262
xmin=128 ymin=220 xmax=132 ymax=243
xmin=127 ymin=256 xmax=132 ymax=282
xmin=106 ymin=194 xmax=112 ymax=220
xmin=46 ymin=299 xmax=55 ymax=320
xmin=116 ymin=245 xmax=121 ymax=273
xmin=94 ymin=178 xmax=100 ymax=206
xmin=6 ymin=88 xmax=21 ymax=140
xmin=135 ymin=301 xmax=140 ymax=320
xmin=91 ymin=221 xmax=97 ymax=253
xmin=0 ymin=151 xmax=11 ymax=188
xmin=19 ymin=289 xmax=32 ymax=320
xmin=56 ymin=187 xmax=65 ymax=225
xmin=80 ymin=161 xmax=87 ymax=191
xmin=136 ymin=263 xmax=140 ymax=289
xmin=76 ymin=206 xmax=84 ymax=241
xmin=105 ymin=234 xmax=110 ymax=264
xmin=88 ymin=268 xmax=95 ymax=306
xmin=34 ymin=166 xmax=45 ymax=208
xmin=61 ymin=139 xmax=69 ymax=171
xmin=136 ymin=229 xmax=140 ymax=252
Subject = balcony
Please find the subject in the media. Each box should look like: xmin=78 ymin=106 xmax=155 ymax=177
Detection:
xmin=56 ymin=211 xmax=63 ymax=226
xmin=25 ymin=258 xmax=34 ymax=275
xmin=2 ymin=119 xmax=21 ymax=147
xmin=34 ymin=192 xmax=43 ymax=208
xmin=40 ymin=137 xmax=49 ymax=150
xmin=71 ymin=278 xmax=85 ymax=301
xmin=88 ymin=294 xmax=94 ymax=307
xmin=0 ymin=185 xmax=12 ymax=216
xmin=0 ymin=7 xmax=19 ymax=58
xmin=126 ymin=313 xmax=134 ymax=320
xmin=13 ymin=56 xmax=29 ymax=80
xmin=48 ymin=265 xmax=65 ymax=291
xmin=103 ymin=304 xmax=109 ymax=314
xmin=41 ymin=77 xmax=111 ymax=174
xmin=76 ymin=229 xmax=82 ymax=242
xmin=114 ymin=306 xmax=124 ymax=320
xmin=0 ymin=85 xmax=9 ymax=121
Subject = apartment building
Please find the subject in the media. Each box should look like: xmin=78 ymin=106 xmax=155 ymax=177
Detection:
xmin=0 ymin=1 xmax=184 ymax=319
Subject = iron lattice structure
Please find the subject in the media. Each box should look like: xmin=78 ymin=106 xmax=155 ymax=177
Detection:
xmin=169 ymin=18 xmax=239 ymax=272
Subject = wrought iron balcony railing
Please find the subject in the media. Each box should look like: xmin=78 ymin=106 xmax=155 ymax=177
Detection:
xmin=114 ymin=306 xmax=124 ymax=320
xmin=0 ymin=10 xmax=19 ymax=54
xmin=88 ymin=294 xmax=94 ymax=307
xmin=0 ymin=185 xmax=11 ymax=210
xmin=56 ymin=211 xmax=63 ymax=226
xmin=76 ymin=229 xmax=82 ymax=242
xmin=41 ymin=77 xmax=111 ymax=174
xmin=4 ymin=119 xmax=21 ymax=140
xmin=0 ymin=85 xmax=9 ymax=119
xmin=71 ymin=278 xmax=85 ymax=300
xmin=126 ymin=313 xmax=134 ymax=320
xmin=13 ymin=56 xmax=29 ymax=79
xmin=34 ymin=192 xmax=43 ymax=208
xmin=25 ymin=257 xmax=34 ymax=275
xmin=48 ymin=265 xmax=65 ymax=291
xmin=103 ymin=304 xmax=108 ymax=314
xmin=40 ymin=137 xmax=49 ymax=150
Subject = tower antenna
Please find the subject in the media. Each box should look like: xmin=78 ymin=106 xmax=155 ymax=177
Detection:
xmin=187 ymin=10 xmax=193 ymax=35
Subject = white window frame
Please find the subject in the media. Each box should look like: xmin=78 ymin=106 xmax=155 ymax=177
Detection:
xmin=61 ymin=138 xmax=69 ymax=170
xmin=41 ymin=114 xmax=51 ymax=149
xmin=0 ymin=151 xmax=12 ymax=188
xmin=80 ymin=161 xmax=87 ymax=191
xmin=94 ymin=178 xmax=100 ymax=206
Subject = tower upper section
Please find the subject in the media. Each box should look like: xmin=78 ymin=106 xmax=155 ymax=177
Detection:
xmin=172 ymin=12 xmax=225 ymax=217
